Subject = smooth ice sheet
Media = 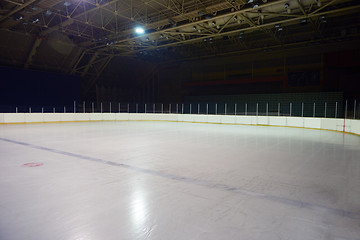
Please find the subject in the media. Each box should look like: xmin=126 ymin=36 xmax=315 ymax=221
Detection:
xmin=0 ymin=121 xmax=359 ymax=240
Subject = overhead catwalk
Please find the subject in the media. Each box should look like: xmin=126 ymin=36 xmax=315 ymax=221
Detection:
xmin=0 ymin=121 xmax=359 ymax=240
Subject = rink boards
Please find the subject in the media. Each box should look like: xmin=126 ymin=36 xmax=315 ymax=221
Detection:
xmin=0 ymin=113 xmax=359 ymax=136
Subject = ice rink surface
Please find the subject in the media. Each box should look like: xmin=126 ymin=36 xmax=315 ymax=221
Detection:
xmin=0 ymin=121 xmax=359 ymax=240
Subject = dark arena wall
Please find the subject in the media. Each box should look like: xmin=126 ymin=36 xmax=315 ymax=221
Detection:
xmin=94 ymin=48 xmax=360 ymax=104
xmin=0 ymin=67 xmax=81 ymax=112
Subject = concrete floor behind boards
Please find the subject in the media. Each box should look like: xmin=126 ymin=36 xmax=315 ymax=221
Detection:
xmin=0 ymin=121 xmax=359 ymax=240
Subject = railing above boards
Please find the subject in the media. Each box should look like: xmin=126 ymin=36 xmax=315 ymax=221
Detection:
xmin=1 ymin=100 xmax=359 ymax=120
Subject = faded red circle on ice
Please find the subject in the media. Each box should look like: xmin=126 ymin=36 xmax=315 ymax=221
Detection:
xmin=23 ymin=162 xmax=44 ymax=167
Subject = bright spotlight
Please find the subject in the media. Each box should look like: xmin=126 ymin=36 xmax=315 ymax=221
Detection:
xmin=134 ymin=27 xmax=145 ymax=34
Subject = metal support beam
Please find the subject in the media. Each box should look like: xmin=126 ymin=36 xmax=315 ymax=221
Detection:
xmin=4 ymin=0 xmax=23 ymax=5
xmin=71 ymin=50 xmax=87 ymax=74
xmin=81 ymin=52 xmax=99 ymax=77
xmin=82 ymin=55 xmax=113 ymax=96
xmin=310 ymin=0 xmax=339 ymax=15
xmin=24 ymin=37 xmax=42 ymax=69
xmin=40 ymin=0 xmax=140 ymax=38
xmin=87 ymin=0 xmax=290 ymax=49
xmin=297 ymin=0 xmax=324 ymax=39
xmin=116 ymin=4 xmax=360 ymax=55
xmin=0 ymin=0 xmax=36 ymax=23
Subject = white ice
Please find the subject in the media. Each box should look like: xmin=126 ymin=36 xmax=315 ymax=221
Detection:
xmin=0 ymin=121 xmax=359 ymax=240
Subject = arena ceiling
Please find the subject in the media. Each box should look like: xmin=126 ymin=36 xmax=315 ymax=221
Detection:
xmin=0 ymin=0 xmax=359 ymax=83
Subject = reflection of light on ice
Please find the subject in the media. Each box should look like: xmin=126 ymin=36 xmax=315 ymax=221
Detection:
xmin=70 ymin=233 xmax=92 ymax=240
xmin=131 ymin=190 xmax=148 ymax=229
xmin=1 ymin=122 xmax=360 ymax=239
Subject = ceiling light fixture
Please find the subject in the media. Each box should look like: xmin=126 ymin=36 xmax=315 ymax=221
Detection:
xmin=319 ymin=15 xmax=326 ymax=23
xmin=284 ymin=3 xmax=291 ymax=13
xmin=45 ymin=10 xmax=52 ymax=16
xmin=274 ymin=24 xmax=283 ymax=31
xmin=300 ymin=19 xmax=307 ymax=25
xmin=134 ymin=27 xmax=145 ymax=34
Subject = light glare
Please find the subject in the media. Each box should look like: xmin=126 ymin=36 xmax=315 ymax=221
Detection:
xmin=134 ymin=27 xmax=145 ymax=34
